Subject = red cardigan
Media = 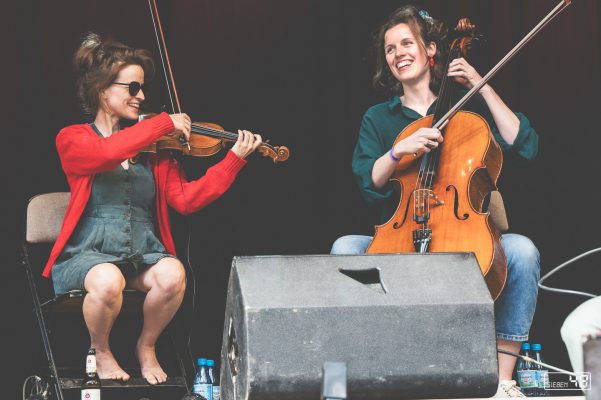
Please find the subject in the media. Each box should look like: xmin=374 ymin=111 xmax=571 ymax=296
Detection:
xmin=43 ymin=112 xmax=246 ymax=277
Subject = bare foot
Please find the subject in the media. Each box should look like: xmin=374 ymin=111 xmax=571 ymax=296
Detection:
xmin=95 ymin=348 xmax=130 ymax=381
xmin=136 ymin=342 xmax=167 ymax=385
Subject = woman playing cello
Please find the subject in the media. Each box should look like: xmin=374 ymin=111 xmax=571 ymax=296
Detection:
xmin=43 ymin=33 xmax=262 ymax=384
xmin=331 ymin=6 xmax=539 ymax=397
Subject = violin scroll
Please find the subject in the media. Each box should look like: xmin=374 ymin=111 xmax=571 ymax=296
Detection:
xmin=258 ymin=143 xmax=290 ymax=163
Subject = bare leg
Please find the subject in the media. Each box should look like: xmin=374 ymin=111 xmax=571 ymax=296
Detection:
xmin=83 ymin=263 xmax=130 ymax=381
xmin=497 ymin=338 xmax=521 ymax=381
xmin=127 ymin=257 xmax=186 ymax=384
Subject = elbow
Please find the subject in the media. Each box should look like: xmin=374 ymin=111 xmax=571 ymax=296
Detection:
xmin=371 ymin=179 xmax=386 ymax=192
xmin=178 ymin=207 xmax=194 ymax=216
xmin=169 ymin=201 xmax=193 ymax=216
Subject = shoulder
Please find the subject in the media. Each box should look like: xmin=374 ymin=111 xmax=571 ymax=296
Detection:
xmin=57 ymin=123 xmax=94 ymax=141
xmin=364 ymin=100 xmax=394 ymax=119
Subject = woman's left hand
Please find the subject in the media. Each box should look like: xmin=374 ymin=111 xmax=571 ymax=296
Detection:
xmin=448 ymin=57 xmax=483 ymax=90
xmin=231 ymin=130 xmax=262 ymax=159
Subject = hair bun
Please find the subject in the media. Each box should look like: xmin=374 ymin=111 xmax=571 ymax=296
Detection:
xmin=73 ymin=32 xmax=105 ymax=75
xmin=81 ymin=32 xmax=102 ymax=50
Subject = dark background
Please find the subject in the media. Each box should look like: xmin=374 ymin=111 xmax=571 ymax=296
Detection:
xmin=3 ymin=0 xmax=600 ymax=396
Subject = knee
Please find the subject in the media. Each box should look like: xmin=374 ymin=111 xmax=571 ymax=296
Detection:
xmin=330 ymin=235 xmax=370 ymax=255
xmin=85 ymin=264 xmax=125 ymax=302
xmin=503 ymin=234 xmax=540 ymax=278
xmin=330 ymin=237 xmax=349 ymax=254
xmin=154 ymin=259 xmax=186 ymax=296
xmin=561 ymin=299 xmax=601 ymax=343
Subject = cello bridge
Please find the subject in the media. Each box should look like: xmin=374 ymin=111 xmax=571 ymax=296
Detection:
xmin=414 ymin=189 xmax=445 ymax=211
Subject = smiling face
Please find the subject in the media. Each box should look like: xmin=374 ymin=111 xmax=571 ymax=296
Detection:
xmin=384 ymin=23 xmax=436 ymax=87
xmin=99 ymin=64 xmax=145 ymax=120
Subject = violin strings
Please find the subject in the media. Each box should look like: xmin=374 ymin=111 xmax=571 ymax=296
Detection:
xmin=191 ymin=125 xmax=238 ymax=140
xmin=190 ymin=125 xmax=275 ymax=150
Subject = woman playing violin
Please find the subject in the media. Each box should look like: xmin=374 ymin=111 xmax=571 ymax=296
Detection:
xmin=42 ymin=33 xmax=262 ymax=384
xmin=331 ymin=6 xmax=539 ymax=397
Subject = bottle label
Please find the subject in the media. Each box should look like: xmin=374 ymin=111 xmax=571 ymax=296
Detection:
xmin=86 ymin=355 xmax=97 ymax=374
xmin=518 ymin=370 xmax=537 ymax=388
xmin=538 ymin=370 xmax=550 ymax=389
xmin=81 ymin=389 xmax=101 ymax=399
xmin=193 ymin=383 xmax=213 ymax=400
xmin=213 ymin=385 xmax=221 ymax=400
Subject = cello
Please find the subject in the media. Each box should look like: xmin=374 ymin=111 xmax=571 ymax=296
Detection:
xmin=367 ymin=1 xmax=572 ymax=300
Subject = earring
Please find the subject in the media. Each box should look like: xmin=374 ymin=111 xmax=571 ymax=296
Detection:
xmin=429 ymin=56 xmax=435 ymax=67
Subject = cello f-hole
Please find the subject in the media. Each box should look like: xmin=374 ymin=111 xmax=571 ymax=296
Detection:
xmin=392 ymin=190 xmax=415 ymax=229
xmin=446 ymin=185 xmax=469 ymax=220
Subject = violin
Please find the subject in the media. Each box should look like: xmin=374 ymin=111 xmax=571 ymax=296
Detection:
xmin=137 ymin=113 xmax=289 ymax=163
xmin=142 ymin=0 xmax=289 ymax=164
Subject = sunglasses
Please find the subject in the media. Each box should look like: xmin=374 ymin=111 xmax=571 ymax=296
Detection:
xmin=112 ymin=81 xmax=146 ymax=96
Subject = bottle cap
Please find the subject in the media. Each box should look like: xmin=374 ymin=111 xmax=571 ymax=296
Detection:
xmin=521 ymin=342 xmax=531 ymax=350
xmin=197 ymin=358 xmax=207 ymax=366
xmin=532 ymin=343 xmax=542 ymax=351
xmin=207 ymin=359 xmax=215 ymax=367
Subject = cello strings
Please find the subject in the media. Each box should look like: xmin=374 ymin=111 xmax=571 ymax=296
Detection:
xmin=418 ymin=48 xmax=454 ymax=233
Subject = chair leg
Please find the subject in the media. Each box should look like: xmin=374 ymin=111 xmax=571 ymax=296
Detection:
xmin=167 ymin=324 xmax=196 ymax=391
xmin=22 ymin=244 xmax=65 ymax=400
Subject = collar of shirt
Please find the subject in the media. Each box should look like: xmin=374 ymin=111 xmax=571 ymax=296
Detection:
xmin=387 ymin=96 xmax=437 ymax=119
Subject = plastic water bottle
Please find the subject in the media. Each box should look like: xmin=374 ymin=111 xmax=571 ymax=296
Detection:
xmin=517 ymin=343 xmax=537 ymax=396
xmin=207 ymin=359 xmax=220 ymax=400
xmin=193 ymin=358 xmax=213 ymax=400
xmin=532 ymin=343 xmax=549 ymax=397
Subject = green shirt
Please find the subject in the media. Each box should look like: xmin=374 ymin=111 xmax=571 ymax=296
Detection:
xmin=352 ymin=91 xmax=539 ymax=222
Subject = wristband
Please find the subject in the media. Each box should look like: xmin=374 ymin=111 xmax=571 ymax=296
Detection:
xmin=388 ymin=149 xmax=401 ymax=162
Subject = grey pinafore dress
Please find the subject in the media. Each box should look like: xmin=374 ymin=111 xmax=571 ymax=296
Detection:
xmin=51 ymin=124 xmax=172 ymax=294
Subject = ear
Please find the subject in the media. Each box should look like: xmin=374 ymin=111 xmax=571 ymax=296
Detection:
xmin=426 ymin=42 xmax=437 ymax=58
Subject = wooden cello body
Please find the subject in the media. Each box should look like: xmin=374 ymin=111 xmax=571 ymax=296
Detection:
xmin=367 ymin=111 xmax=507 ymax=300
xmin=368 ymin=0 xmax=573 ymax=299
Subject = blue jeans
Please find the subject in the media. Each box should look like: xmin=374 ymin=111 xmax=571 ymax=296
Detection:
xmin=331 ymin=233 xmax=540 ymax=341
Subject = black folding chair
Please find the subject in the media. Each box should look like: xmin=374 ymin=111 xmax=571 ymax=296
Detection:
xmin=22 ymin=192 xmax=194 ymax=399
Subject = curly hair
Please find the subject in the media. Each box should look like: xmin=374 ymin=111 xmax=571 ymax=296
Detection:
xmin=73 ymin=32 xmax=155 ymax=116
xmin=372 ymin=5 xmax=448 ymax=96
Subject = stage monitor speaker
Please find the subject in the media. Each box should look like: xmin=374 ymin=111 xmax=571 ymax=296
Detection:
xmin=220 ymin=253 xmax=498 ymax=400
